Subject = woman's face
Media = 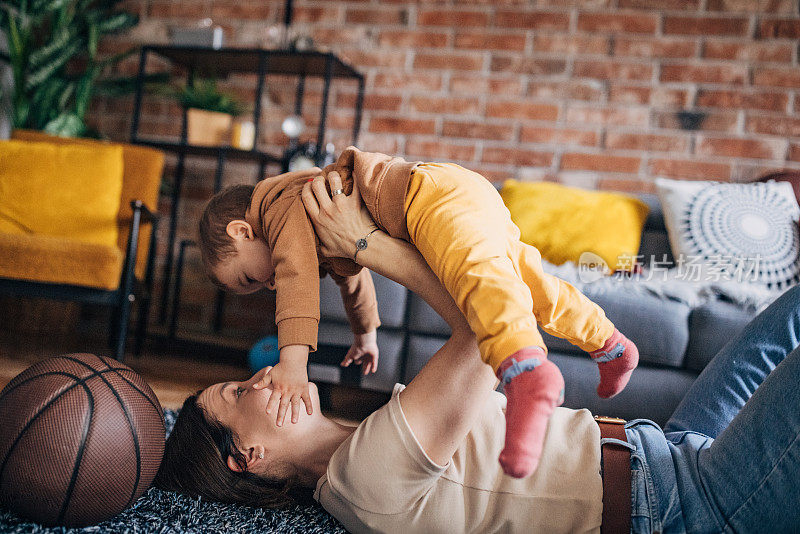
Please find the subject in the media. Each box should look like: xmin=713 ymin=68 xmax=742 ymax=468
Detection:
xmin=197 ymin=367 xmax=322 ymax=471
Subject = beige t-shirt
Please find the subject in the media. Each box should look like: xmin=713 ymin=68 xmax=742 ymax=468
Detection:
xmin=314 ymin=383 xmax=602 ymax=533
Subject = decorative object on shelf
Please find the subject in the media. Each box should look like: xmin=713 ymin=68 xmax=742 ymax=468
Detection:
xmin=185 ymin=109 xmax=231 ymax=146
xmin=0 ymin=0 xmax=140 ymax=137
xmin=290 ymin=35 xmax=315 ymax=52
xmin=281 ymin=113 xmax=312 ymax=170
xmin=248 ymin=335 xmax=281 ymax=372
xmin=169 ymin=19 xmax=224 ymax=49
xmin=281 ymin=114 xmax=305 ymax=139
xmin=176 ymin=79 xmax=244 ymax=146
xmin=282 ymin=139 xmax=337 ymax=173
xmin=321 ymin=142 xmax=336 ymax=166
xmin=285 ymin=141 xmax=318 ymax=172
xmin=280 ymin=114 xmax=336 ymax=170
xmin=231 ymin=119 xmax=256 ymax=150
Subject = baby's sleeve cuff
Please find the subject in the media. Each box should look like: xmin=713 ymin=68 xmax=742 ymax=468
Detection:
xmin=277 ymin=317 xmax=319 ymax=351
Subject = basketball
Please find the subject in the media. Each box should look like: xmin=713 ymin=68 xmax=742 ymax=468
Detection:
xmin=0 ymin=353 xmax=165 ymax=527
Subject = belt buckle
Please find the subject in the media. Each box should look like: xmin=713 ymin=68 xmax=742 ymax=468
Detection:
xmin=594 ymin=415 xmax=626 ymax=424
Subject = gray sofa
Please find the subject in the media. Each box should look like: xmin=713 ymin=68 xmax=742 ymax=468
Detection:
xmin=310 ymin=194 xmax=758 ymax=426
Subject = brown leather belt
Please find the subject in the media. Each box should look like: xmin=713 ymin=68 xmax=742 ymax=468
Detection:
xmin=595 ymin=415 xmax=631 ymax=534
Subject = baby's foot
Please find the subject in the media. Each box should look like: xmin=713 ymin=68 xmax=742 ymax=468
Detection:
xmin=589 ymin=328 xmax=639 ymax=399
xmin=496 ymin=348 xmax=564 ymax=478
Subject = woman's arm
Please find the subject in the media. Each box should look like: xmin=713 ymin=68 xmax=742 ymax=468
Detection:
xmin=302 ymin=173 xmax=468 ymax=334
xmin=302 ymin=174 xmax=499 ymax=466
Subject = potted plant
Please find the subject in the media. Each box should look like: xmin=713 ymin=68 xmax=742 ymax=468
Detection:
xmin=177 ymin=78 xmax=244 ymax=147
xmin=0 ymin=0 xmax=147 ymax=138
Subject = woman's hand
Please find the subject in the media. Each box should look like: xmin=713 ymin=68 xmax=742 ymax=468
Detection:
xmin=301 ymin=170 xmax=378 ymax=260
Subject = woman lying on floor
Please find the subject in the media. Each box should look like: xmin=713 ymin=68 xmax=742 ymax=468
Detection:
xmin=156 ymin=173 xmax=800 ymax=534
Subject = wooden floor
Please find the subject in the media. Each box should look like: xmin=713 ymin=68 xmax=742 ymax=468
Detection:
xmin=0 ymin=302 xmax=386 ymax=422
xmin=0 ymin=329 xmax=255 ymax=410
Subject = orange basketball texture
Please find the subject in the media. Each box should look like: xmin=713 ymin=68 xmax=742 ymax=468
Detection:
xmin=0 ymin=353 xmax=165 ymax=527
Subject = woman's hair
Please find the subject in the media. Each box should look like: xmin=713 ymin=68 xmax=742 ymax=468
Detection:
xmin=153 ymin=394 xmax=312 ymax=508
xmin=198 ymin=184 xmax=255 ymax=269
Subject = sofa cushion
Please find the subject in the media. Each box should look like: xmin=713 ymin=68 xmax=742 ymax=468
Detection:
xmin=500 ymin=179 xmax=649 ymax=271
xmin=549 ymin=352 xmax=696 ymax=427
xmin=320 ymin=271 xmax=408 ymax=328
xmin=0 ymin=232 xmax=123 ymax=290
xmin=314 ymin=321 xmax=404 ymax=392
xmin=11 ymin=130 xmax=164 ymax=280
xmin=401 ymin=338 xmax=696 ymax=426
xmin=407 ymin=292 xmax=451 ymax=336
xmin=656 ymin=177 xmax=800 ymax=291
xmin=0 ymin=139 xmax=124 ymax=248
xmin=407 ymin=281 xmax=690 ymax=368
xmin=683 ymin=299 xmax=757 ymax=373
xmin=542 ymin=286 xmax=691 ymax=368
xmin=638 ymin=193 xmax=675 ymax=266
xmin=404 ymin=334 xmax=446 ymax=383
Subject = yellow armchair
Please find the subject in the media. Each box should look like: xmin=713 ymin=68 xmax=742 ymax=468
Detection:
xmin=0 ymin=130 xmax=164 ymax=361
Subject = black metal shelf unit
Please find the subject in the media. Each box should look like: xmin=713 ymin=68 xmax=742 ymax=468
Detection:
xmin=129 ymin=45 xmax=365 ymax=340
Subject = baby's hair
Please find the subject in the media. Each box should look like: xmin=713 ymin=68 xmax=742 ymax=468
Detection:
xmin=198 ymin=184 xmax=255 ymax=270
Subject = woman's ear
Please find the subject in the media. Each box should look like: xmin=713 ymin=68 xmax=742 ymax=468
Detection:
xmin=226 ymin=446 xmax=267 ymax=473
xmin=226 ymin=220 xmax=254 ymax=241
xmin=226 ymin=454 xmax=245 ymax=473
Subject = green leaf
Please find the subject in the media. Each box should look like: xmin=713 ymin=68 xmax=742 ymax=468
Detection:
xmin=1 ymin=0 xmax=141 ymax=131
xmin=96 ymin=11 xmax=136 ymax=34
xmin=30 ymin=77 xmax=65 ymax=127
xmin=87 ymin=21 xmax=96 ymax=59
xmin=27 ymin=26 xmax=71 ymax=70
xmin=31 ymin=0 xmax=69 ymax=14
xmin=0 ymin=3 xmax=21 ymax=20
xmin=6 ymin=13 xmax=26 ymax=102
xmin=74 ymin=66 xmax=97 ymax=117
xmin=57 ymin=79 xmax=75 ymax=110
xmin=178 ymin=78 xmax=244 ymax=116
xmin=5 ymin=9 xmax=22 ymax=58
xmin=13 ymin=97 xmax=28 ymax=128
xmin=43 ymin=112 xmax=85 ymax=137
xmin=76 ymin=0 xmax=95 ymax=12
xmin=24 ymin=38 xmax=81 ymax=91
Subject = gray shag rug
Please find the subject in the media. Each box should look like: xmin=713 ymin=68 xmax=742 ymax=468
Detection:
xmin=0 ymin=410 xmax=347 ymax=533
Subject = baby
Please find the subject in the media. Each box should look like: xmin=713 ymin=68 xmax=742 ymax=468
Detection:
xmin=198 ymin=147 xmax=639 ymax=478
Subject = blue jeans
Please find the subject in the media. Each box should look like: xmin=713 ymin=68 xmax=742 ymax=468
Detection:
xmin=624 ymin=285 xmax=800 ymax=533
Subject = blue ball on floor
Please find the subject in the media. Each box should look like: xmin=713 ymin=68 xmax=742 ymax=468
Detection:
xmin=248 ymin=335 xmax=280 ymax=372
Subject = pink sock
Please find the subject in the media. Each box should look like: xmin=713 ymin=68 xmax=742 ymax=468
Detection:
xmin=589 ymin=328 xmax=639 ymax=399
xmin=496 ymin=347 xmax=564 ymax=478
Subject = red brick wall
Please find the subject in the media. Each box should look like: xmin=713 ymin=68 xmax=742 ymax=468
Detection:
xmin=88 ymin=0 xmax=800 ymax=338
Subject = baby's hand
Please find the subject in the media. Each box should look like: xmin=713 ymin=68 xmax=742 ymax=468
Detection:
xmin=258 ymin=360 xmax=312 ymax=426
xmin=341 ymin=330 xmax=380 ymax=375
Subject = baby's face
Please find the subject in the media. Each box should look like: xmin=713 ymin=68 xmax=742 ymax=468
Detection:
xmin=213 ymin=237 xmax=276 ymax=294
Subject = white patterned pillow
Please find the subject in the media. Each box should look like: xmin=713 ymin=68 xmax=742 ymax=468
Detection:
xmin=655 ymin=177 xmax=800 ymax=290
